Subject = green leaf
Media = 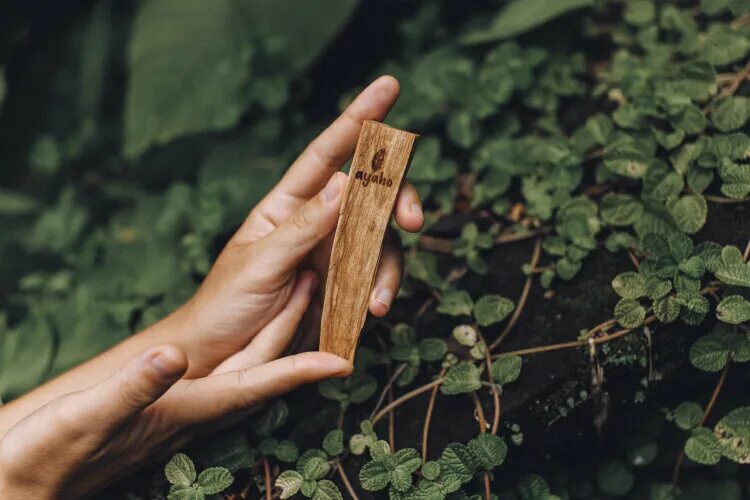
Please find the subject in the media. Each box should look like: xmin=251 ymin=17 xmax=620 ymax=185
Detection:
xmin=453 ymin=325 xmax=479 ymax=347
xmin=275 ymin=440 xmax=299 ymax=463
xmin=717 ymin=295 xmax=750 ymax=324
xmin=614 ymin=298 xmax=646 ymax=328
xmin=715 ymin=245 xmax=750 ymax=287
xmin=252 ymin=400 xmax=289 ymax=437
xmin=679 ymin=255 xmax=706 ymax=279
xmin=0 ymin=189 xmax=40 ymax=216
xmin=322 ymin=430 xmax=344 ymax=456
xmin=491 ymin=355 xmax=522 ymax=385
xmin=596 ymin=460 xmax=634 ymax=497
xmin=624 ymin=0 xmax=655 ymax=26
xmin=516 ymin=474 xmax=552 ymax=499
xmin=359 ymin=457 xmax=391 ymax=491
xmin=556 ymin=257 xmax=582 ymax=280
xmin=421 ymin=461 xmax=441 ymax=481
xmin=685 ymin=427 xmax=722 ymax=465
xmin=689 ymin=334 xmax=732 ymax=372
xmin=714 ymin=406 xmax=750 ymax=463
xmin=312 ymin=480 xmax=343 ymax=500
xmin=674 ymin=402 xmax=704 ymax=430
xmin=165 ymin=453 xmax=197 ymax=487
xmin=611 ymin=272 xmax=647 ymax=299
xmin=669 ymin=194 xmax=707 ymax=234
xmin=447 ymin=111 xmax=481 ymax=148
xmin=654 ymin=295 xmax=681 ymax=323
xmin=168 ymin=485 xmax=205 ymax=500
xmin=124 ymin=0 xmax=256 ymax=157
xmin=418 ymin=338 xmax=448 ymax=361
xmin=276 ymin=470 xmax=304 ymax=499
xmin=406 ymin=252 xmax=444 ymax=289
xmin=196 ymin=467 xmax=233 ymax=494
xmin=437 ymin=290 xmax=474 ymax=317
xmin=712 ymin=97 xmax=750 ymax=132
xmin=441 ymin=362 xmax=482 ymax=395
xmin=462 ymin=0 xmax=594 ymax=44
xmin=438 ymin=443 xmax=478 ymax=484
xmin=301 ymin=479 xmax=317 ymax=497
xmin=467 ymin=434 xmax=508 ymax=470
xmin=701 ymin=23 xmax=750 ymax=66
xmin=473 ymin=295 xmax=515 ymax=326
xmin=303 ymin=457 xmax=331 ymax=481
xmin=600 ymin=193 xmax=644 ymax=226
xmin=645 ymin=277 xmax=672 ymax=300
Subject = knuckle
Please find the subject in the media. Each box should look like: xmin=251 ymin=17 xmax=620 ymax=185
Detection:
xmin=291 ymin=209 xmax=312 ymax=233
xmin=118 ymin=373 xmax=149 ymax=410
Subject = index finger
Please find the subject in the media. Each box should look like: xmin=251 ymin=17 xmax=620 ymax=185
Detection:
xmin=264 ymin=76 xmax=400 ymax=215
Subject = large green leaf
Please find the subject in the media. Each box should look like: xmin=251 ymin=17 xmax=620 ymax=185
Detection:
xmin=462 ymin=0 xmax=594 ymax=44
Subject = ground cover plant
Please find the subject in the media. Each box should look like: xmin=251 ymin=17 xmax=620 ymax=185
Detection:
xmin=1 ymin=0 xmax=750 ymax=498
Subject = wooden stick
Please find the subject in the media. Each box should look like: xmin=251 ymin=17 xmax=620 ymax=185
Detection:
xmin=320 ymin=121 xmax=418 ymax=361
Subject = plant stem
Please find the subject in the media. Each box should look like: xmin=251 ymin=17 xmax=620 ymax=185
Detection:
xmin=422 ymin=367 xmax=446 ymax=463
xmin=478 ymin=331 xmax=501 ymax=434
xmin=490 ymin=237 xmax=542 ymax=351
xmin=337 ymin=462 xmax=359 ymax=500
xmin=705 ymin=195 xmax=750 ymax=204
xmin=417 ymin=226 xmax=549 ymax=254
xmin=471 ymin=392 xmax=492 ymax=500
xmin=371 ymin=378 xmax=444 ymax=425
xmin=471 ymin=392 xmax=488 ymax=432
xmin=672 ymin=360 xmax=731 ymax=486
xmin=262 ymin=457 xmax=272 ymax=500
xmin=583 ymin=318 xmax=617 ymax=341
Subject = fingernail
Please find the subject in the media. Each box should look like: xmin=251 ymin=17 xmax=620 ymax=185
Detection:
xmin=323 ymin=175 xmax=340 ymax=202
xmin=374 ymin=288 xmax=393 ymax=308
xmin=150 ymin=351 xmax=183 ymax=381
xmin=410 ymin=203 xmax=424 ymax=220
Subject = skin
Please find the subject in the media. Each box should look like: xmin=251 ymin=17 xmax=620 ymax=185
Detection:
xmin=0 ymin=76 xmax=422 ymax=499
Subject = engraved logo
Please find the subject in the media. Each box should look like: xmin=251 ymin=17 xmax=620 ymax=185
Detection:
xmin=372 ymin=148 xmax=386 ymax=171
xmin=355 ymin=148 xmax=394 ymax=187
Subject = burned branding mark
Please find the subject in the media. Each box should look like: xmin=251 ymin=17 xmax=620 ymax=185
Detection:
xmin=355 ymin=148 xmax=394 ymax=187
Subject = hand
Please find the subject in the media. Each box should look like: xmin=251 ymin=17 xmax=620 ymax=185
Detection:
xmin=0 ymin=345 xmax=351 ymax=498
xmin=0 ymin=75 xmax=421 ymax=497
xmin=172 ymin=75 xmax=423 ymax=376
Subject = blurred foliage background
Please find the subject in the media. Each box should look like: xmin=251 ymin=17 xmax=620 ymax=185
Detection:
xmin=3 ymin=0 xmax=750 ymax=499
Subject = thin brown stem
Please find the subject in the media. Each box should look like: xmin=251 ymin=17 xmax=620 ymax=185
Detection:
xmin=369 ymin=363 xmax=407 ymax=420
xmin=495 ymin=227 xmax=549 ymax=244
xmin=421 ymin=368 xmax=446 ymax=463
xmin=672 ymin=360 xmax=731 ymax=486
xmin=701 ymin=360 xmax=731 ymax=427
xmin=337 ymin=462 xmax=359 ymax=500
xmin=732 ymin=12 xmax=750 ymax=28
xmin=471 ymin=392 xmax=488 ymax=432
xmin=583 ymin=318 xmax=617 ymax=341
xmin=743 ymin=240 xmax=750 ymax=263
xmin=471 ymin=393 xmax=492 ymax=500
xmin=705 ymin=195 xmax=750 ymax=204
xmin=372 ymin=378 xmax=444 ymax=425
xmin=478 ymin=331 xmax=501 ymax=434
xmin=490 ymin=237 xmax=542 ymax=351
xmin=262 ymin=457 xmax=272 ymax=500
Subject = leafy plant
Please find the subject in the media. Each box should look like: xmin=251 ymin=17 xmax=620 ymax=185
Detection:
xmin=164 ymin=453 xmax=234 ymax=499
xmin=3 ymin=0 xmax=750 ymax=498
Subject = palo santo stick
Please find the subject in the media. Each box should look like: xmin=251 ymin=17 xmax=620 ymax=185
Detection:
xmin=320 ymin=120 xmax=418 ymax=362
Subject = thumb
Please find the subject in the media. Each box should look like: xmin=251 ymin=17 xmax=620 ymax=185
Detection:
xmin=65 ymin=345 xmax=188 ymax=431
xmin=250 ymin=172 xmax=346 ymax=275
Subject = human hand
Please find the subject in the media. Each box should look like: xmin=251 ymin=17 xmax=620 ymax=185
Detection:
xmin=172 ymin=75 xmax=423 ymax=376
xmin=0 ymin=344 xmax=351 ymax=498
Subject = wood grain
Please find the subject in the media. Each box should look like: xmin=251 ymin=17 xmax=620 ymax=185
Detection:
xmin=320 ymin=120 xmax=418 ymax=362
